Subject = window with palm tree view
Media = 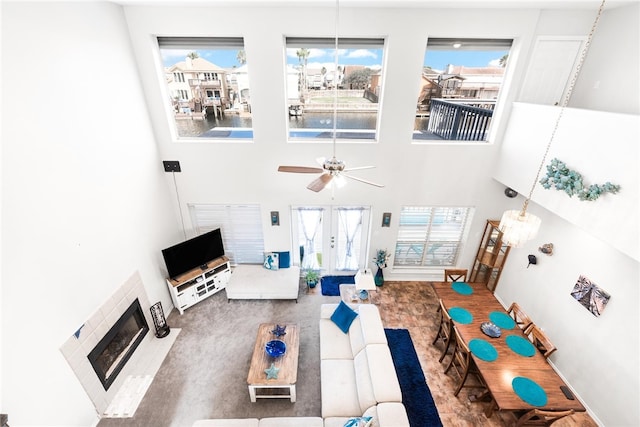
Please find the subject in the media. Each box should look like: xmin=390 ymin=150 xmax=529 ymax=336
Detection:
xmin=414 ymin=38 xmax=512 ymax=142
xmin=157 ymin=37 xmax=253 ymax=140
xmin=286 ymin=37 xmax=385 ymax=141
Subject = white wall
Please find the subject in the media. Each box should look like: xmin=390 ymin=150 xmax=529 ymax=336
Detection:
xmin=492 ymin=4 xmax=640 ymax=426
xmin=1 ymin=2 xmax=178 ymax=425
xmin=1 ymin=1 xmax=638 ymax=426
xmin=570 ymin=3 xmax=640 ymax=114
xmin=123 ymin=4 xmax=639 ymax=426
xmin=495 ymin=205 xmax=639 ymax=426
xmin=124 ymin=5 xmax=542 ymax=280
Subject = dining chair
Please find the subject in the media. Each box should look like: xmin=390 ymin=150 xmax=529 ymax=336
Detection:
xmin=432 ymin=299 xmax=455 ymax=363
xmin=507 ymin=302 xmax=533 ymax=331
xmin=444 ymin=327 xmax=486 ymax=397
xmin=524 ymin=324 xmax=557 ymax=359
xmin=444 ymin=268 xmax=468 ymax=282
xmin=515 ymin=408 xmax=575 ymax=426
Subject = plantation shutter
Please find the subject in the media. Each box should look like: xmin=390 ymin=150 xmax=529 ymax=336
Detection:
xmin=189 ymin=204 xmax=264 ymax=265
xmin=394 ymin=206 xmax=472 ymax=267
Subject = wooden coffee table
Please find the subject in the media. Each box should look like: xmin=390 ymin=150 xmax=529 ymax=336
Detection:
xmin=247 ymin=323 xmax=299 ymax=402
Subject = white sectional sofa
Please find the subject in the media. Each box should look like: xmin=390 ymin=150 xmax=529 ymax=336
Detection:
xmin=319 ymin=303 xmax=410 ymax=427
xmin=192 ymin=303 xmax=410 ymax=427
xmin=225 ymin=264 xmax=300 ymax=301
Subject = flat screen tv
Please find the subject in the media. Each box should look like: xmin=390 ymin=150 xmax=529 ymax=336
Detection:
xmin=162 ymin=228 xmax=225 ymax=279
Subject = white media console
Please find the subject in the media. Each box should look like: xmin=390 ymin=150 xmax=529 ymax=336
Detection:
xmin=165 ymin=256 xmax=231 ymax=315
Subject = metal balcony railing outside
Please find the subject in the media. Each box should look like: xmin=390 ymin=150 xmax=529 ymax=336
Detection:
xmin=428 ymin=98 xmax=496 ymax=141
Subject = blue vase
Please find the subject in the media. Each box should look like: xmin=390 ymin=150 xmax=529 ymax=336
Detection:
xmin=374 ymin=267 xmax=384 ymax=286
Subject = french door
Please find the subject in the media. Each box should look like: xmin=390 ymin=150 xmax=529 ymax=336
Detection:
xmin=291 ymin=205 xmax=371 ymax=275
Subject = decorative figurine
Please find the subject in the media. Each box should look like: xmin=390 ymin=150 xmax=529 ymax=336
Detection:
xmin=271 ymin=324 xmax=287 ymax=337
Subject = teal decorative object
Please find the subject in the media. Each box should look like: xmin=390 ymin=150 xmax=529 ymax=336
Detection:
xmin=264 ymin=363 xmax=280 ymax=379
xmin=539 ymin=158 xmax=620 ymax=201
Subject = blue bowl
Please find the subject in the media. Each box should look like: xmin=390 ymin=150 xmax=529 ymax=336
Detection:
xmin=265 ymin=340 xmax=287 ymax=358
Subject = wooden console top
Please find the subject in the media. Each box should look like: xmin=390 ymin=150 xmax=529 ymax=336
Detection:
xmin=168 ymin=256 xmax=229 ymax=287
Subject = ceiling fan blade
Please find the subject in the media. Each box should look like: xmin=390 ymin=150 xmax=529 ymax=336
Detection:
xmin=278 ymin=166 xmax=324 ymax=174
xmin=342 ymin=173 xmax=385 ymax=188
xmin=307 ymin=174 xmax=333 ymax=192
xmin=344 ymin=165 xmax=375 ymax=172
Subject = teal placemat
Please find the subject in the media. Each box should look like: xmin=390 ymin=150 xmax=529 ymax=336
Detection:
xmin=469 ymin=338 xmax=498 ymax=362
xmin=451 ymin=282 xmax=473 ymax=295
xmin=489 ymin=311 xmax=516 ymax=330
xmin=448 ymin=307 xmax=473 ymax=324
xmin=506 ymin=334 xmax=536 ymax=357
xmin=512 ymin=376 xmax=548 ymax=407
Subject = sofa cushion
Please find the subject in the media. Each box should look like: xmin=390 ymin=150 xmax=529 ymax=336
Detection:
xmin=365 ymin=344 xmax=403 ymax=404
xmin=349 ymin=305 xmax=387 ymax=356
xmin=319 ymin=318 xmax=354 ymax=360
xmin=321 ymin=359 xmax=361 ymax=418
xmin=192 ymin=419 xmax=259 ymax=427
xmin=226 ymin=265 xmax=300 ymax=300
xmin=353 ymin=348 xmax=376 ymax=412
xmin=259 ymin=417 xmax=323 ymax=427
xmin=376 ymin=402 xmax=410 ymax=427
xmin=330 ymin=301 xmax=358 ymax=334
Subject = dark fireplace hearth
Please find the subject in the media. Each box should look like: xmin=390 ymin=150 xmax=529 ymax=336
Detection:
xmin=88 ymin=298 xmax=149 ymax=390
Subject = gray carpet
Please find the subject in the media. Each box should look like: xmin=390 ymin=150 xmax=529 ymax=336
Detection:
xmin=97 ymin=281 xmax=337 ymax=427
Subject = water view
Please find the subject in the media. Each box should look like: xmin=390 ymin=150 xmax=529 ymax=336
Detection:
xmin=175 ymin=111 xmax=430 ymax=139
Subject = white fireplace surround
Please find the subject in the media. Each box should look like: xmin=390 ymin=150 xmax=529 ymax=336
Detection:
xmin=60 ymin=271 xmax=179 ymax=416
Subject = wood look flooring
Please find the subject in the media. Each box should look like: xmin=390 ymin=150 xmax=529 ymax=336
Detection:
xmin=323 ymin=280 xmax=598 ymax=427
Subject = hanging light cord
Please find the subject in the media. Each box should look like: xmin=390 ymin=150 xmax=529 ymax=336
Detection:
xmin=172 ymin=171 xmax=187 ymax=240
xmin=520 ymin=0 xmax=605 ymax=215
xmin=332 ymin=0 xmax=339 ymax=159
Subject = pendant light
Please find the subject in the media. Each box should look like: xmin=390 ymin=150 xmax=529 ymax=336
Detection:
xmin=499 ymin=0 xmax=606 ymax=247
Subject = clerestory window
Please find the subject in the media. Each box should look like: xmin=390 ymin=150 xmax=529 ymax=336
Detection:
xmin=414 ymin=38 xmax=512 ymax=143
xmin=285 ymin=37 xmax=385 ymax=142
xmin=157 ymin=37 xmax=253 ymax=141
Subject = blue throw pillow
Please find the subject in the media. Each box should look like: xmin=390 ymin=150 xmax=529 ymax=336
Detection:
xmin=277 ymin=251 xmax=291 ymax=268
xmin=330 ymin=301 xmax=358 ymax=334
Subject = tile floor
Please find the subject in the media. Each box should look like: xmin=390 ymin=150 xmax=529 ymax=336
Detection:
xmin=311 ymin=280 xmax=598 ymax=427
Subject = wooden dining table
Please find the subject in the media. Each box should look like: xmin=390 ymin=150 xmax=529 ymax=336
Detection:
xmin=430 ymin=281 xmax=586 ymax=419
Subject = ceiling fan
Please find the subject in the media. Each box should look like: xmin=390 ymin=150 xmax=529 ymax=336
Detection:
xmin=278 ymin=157 xmax=384 ymax=193
xmin=277 ymin=0 xmax=384 ymax=193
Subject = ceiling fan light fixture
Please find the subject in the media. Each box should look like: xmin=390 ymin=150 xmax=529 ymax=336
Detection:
xmin=333 ymin=174 xmax=347 ymax=188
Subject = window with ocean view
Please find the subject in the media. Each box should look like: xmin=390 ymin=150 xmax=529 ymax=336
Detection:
xmin=157 ymin=37 xmax=253 ymax=141
xmin=414 ymin=38 xmax=512 ymax=143
xmin=285 ymin=37 xmax=385 ymax=142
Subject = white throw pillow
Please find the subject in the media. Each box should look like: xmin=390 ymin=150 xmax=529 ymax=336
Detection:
xmin=362 ymin=406 xmax=380 ymax=427
xmin=342 ymin=417 xmax=372 ymax=427
xmin=263 ymin=252 xmax=279 ymax=270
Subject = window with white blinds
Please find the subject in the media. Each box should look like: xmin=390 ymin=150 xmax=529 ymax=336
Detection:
xmin=394 ymin=206 xmax=472 ymax=267
xmin=189 ymin=204 xmax=264 ymax=265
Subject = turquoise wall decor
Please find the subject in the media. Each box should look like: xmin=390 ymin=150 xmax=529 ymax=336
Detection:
xmin=539 ymin=158 xmax=620 ymax=201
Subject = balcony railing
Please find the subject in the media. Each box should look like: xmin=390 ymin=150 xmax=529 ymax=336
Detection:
xmin=428 ymin=99 xmax=496 ymax=141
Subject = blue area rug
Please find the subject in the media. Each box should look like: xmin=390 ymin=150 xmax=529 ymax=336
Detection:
xmin=385 ymin=328 xmax=443 ymax=427
xmin=320 ymin=275 xmax=355 ymax=296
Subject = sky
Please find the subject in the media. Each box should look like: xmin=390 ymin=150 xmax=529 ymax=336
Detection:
xmin=161 ymin=47 xmax=508 ymax=71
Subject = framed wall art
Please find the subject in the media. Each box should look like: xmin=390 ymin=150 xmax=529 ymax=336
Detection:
xmin=570 ymin=275 xmax=611 ymax=317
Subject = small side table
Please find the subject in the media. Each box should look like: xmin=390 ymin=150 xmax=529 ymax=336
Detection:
xmin=339 ymin=284 xmax=373 ymax=304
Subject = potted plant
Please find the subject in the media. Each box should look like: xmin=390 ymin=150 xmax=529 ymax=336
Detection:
xmin=372 ymin=249 xmax=391 ymax=286
xmin=304 ymin=269 xmax=320 ymax=288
